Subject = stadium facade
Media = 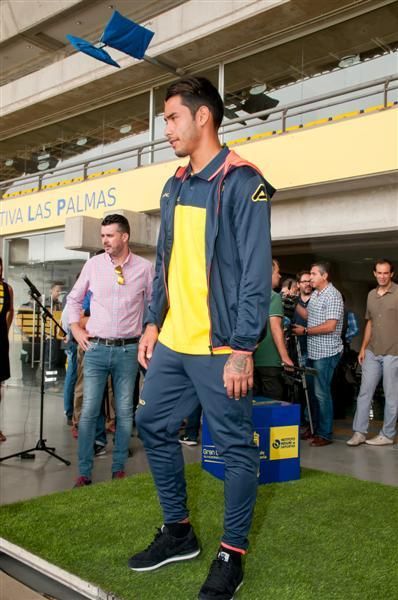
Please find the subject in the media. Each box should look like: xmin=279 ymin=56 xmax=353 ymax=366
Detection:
xmin=1 ymin=0 xmax=397 ymax=383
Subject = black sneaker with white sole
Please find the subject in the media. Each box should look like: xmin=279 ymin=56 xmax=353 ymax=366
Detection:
xmin=128 ymin=525 xmax=200 ymax=571
xmin=179 ymin=434 xmax=198 ymax=446
xmin=94 ymin=443 xmax=106 ymax=457
xmin=198 ymin=549 xmax=243 ymax=599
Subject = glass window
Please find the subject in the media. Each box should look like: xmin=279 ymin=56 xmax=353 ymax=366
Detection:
xmin=5 ymin=232 xmax=89 ymax=389
xmin=223 ymin=10 xmax=398 ymax=146
xmin=1 ymin=91 xmax=150 ymax=188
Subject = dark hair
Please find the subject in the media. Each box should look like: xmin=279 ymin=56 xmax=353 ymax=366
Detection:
xmin=165 ymin=77 xmax=224 ymax=129
xmin=373 ymin=258 xmax=394 ymax=273
xmin=51 ymin=281 xmax=64 ymax=289
xmin=101 ymin=214 xmax=130 ymax=238
xmin=296 ymin=269 xmax=310 ymax=283
xmin=281 ymin=277 xmax=296 ymax=289
xmin=311 ymin=261 xmax=331 ymax=277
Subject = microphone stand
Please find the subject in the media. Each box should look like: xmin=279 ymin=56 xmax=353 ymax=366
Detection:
xmin=0 ymin=280 xmax=71 ymax=466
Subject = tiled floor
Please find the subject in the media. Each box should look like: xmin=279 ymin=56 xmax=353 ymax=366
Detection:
xmin=0 ymin=571 xmax=44 ymax=600
xmin=0 ymin=384 xmax=397 ymax=507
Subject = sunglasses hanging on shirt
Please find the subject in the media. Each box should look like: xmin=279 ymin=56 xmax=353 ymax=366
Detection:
xmin=114 ymin=265 xmax=125 ymax=285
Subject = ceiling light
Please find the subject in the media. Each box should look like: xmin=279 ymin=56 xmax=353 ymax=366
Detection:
xmin=338 ymin=55 xmax=361 ymax=68
xmin=249 ymin=83 xmax=267 ymax=95
xmin=76 ymin=137 xmax=88 ymax=146
xmin=37 ymin=156 xmax=58 ymax=171
xmin=4 ymin=157 xmax=38 ymax=174
xmin=119 ymin=124 xmax=132 ymax=134
xmin=37 ymin=151 xmax=50 ymax=161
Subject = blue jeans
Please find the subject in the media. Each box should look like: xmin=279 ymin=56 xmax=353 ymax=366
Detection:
xmin=353 ymin=350 xmax=398 ymax=439
xmin=308 ymin=352 xmax=341 ymax=440
xmin=78 ymin=342 xmax=138 ymax=477
xmin=137 ymin=342 xmax=259 ymax=550
xmin=63 ymin=342 xmax=78 ymax=418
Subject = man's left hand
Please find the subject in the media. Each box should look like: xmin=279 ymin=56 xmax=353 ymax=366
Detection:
xmin=223 ymin=351 xmax=253 ymax=400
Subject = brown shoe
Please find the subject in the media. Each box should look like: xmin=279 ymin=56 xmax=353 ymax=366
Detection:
xmin=300 ymin=427 xmax=313 ymax=440
xmin=311 ymin=436 xmax=332 ymax=447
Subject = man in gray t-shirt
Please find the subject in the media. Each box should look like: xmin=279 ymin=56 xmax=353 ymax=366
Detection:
xmin=347 ymin=259 xmax=398 ymax=447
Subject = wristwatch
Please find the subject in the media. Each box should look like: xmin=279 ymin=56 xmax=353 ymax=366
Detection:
xmin=304 ymin=327 xmax=308 ymax=335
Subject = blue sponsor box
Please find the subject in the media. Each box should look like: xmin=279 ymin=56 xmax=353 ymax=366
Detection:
xmin=202 ymin=398 xmax=300 ymax=484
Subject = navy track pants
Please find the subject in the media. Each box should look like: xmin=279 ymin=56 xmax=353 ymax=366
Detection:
xmin=136 ymin=342 xmax=259 ymax=550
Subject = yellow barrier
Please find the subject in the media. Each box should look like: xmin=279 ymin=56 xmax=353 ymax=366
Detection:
xmin=332 ymin=110 xmax=360 ymax=121
xmin=303 ymin=117 xmax=331 ymax=128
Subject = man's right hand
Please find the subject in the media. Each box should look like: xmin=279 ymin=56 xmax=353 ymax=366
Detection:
xmin=281 ymin=355 xmax=295 ymax=370
xmin=70 ymin=323 xmax=91 ymax=351
xmin=138 ymin=324 xmax=159 ymax=369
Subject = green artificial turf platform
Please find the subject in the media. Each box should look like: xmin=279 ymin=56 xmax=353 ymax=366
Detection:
xmin=1 ymin=465 xmax=397 ymax=600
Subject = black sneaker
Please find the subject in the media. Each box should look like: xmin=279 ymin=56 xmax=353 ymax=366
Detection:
xmin=179 ymin=434 xmax=198 ymax=446
xmin=128 ymin=525 xmax=200 ymax=571
xmin=198 ymin=549 xmax=243 ymax=599
xmin=94 ymin=443 xmax=106 ymax=457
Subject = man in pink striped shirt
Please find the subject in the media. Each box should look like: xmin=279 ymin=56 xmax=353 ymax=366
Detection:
xmin=67 ymin=214 xmax=154 ymax=486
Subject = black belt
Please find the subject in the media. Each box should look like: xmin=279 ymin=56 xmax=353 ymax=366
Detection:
xmin=89 ymin=337 xmax=140 ymax=346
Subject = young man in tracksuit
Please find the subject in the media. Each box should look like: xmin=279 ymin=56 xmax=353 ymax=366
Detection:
xmin=129 ymin=77 xmax=273 ymax=599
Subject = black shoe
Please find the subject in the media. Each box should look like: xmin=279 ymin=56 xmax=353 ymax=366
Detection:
xmin=128 ymin=525 xmax=200 ymax=571
xmin=198 ymin=549 xmax=243 ymax=599
xmin=179 ymin=434 xmax=198 ymax=446
xmin=94 ymin=443 xmax=107 ymax=457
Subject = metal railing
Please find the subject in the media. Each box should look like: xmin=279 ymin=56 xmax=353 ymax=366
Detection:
xmin=1 ymin=74 xmax=397 ymax=196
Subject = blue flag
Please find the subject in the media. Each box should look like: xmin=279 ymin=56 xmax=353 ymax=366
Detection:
xmin=66 ymin=35 xmax=120 ymax=68
xmin=102 ymin=11 xmax=154 ymax=60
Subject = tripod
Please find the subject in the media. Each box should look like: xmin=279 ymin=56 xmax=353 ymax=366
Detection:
xmin=294 ymin=337 xmax=314 ymax=435
xmin=283 ymin=323 xmax=316 ymax=435
xmin=0 ymin=278 xmax=71 ymax=466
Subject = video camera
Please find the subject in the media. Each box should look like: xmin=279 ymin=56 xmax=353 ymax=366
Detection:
xmin=281 ymin=293 xmax=299 ymax=321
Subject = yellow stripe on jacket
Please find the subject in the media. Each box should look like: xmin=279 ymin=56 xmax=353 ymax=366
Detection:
xmin=159 ymin=204 xmax=230 ymax=355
